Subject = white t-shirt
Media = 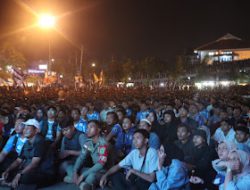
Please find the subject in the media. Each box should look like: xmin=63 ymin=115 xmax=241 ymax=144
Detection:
xmin=119 ymin=147 xmax=158 ymax=174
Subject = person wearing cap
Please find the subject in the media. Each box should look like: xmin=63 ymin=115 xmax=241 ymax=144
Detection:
xmin=234 ymin=125 xmax=250 ymax=154
xmin=58 ymin=117 xmax=86 ymax=178
xmin=1 ymin=118 xmax=54 ymax=189
xmin=100 ymin=129 xmax=158 ymax=190
xmin=64 ymin=120 xmax=109 ymax=190
xmin=139 ymin=118 xmax=160 ymax=150
xmin=213 ymin=119 xmax=236 ymax=143
xmin=0 ymin=116 xmax=28 ymax=175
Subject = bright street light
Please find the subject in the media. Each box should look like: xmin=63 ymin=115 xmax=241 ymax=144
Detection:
xmin=38 ymin=14 xmax=56 ymax=29
xmin=91 ymin=63 xmax=96 ymax=67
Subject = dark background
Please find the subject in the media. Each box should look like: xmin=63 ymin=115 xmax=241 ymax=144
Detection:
xmin=0 ymin=0 xmax=250 ymax=61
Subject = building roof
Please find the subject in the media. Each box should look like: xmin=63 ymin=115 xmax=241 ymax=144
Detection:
xmin=195 ymin=33 xmax=250 ymax=51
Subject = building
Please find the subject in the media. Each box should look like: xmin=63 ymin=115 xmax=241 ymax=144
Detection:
xmin=195 ymin=33 xmax=250 ymax=64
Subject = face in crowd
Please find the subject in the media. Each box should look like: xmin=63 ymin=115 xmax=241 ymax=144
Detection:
xmin=71 ymin=109 xmax=81 ymax=122
xmin=122 ymin=117 xmax=132 ymax=131
xmin=133 ymin=132 xmax=148 ymax=149
xmin=179 ymin=107 xmax=188 ymax=118
xmin=139 ymin=120 xmax=151 ymax=132
xmin=217 ymin=142 xmax=230 ymax=160
xmin=220 ymin=121 xmax=232 ymax=133
xmin=163 ymin=113 xmax=172 ymax=123
xmin=177 ymin=126 xmax=190 ymax=142
xmin=193 ymin=134 xmax=205 ymax=147
xmin=24 ymin=125 xmax=38 ymax=139
xmin=147 ymin=112 xmax=156 ymax=124
xmin=62 ymin=125 xmax=75 ymax=139
xmin=106 ymin=112 xmax=118 ymax=126
xmin=87 ymin=121 xmax=100 ymax=138
xmin=47 ymin=107 xmax=57 ymax=119
xmin=14 ymin=118 xmax=26 ymax=134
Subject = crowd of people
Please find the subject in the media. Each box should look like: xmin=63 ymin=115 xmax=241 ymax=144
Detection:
xmin=0 ymin=85 xmax=249 ymax=190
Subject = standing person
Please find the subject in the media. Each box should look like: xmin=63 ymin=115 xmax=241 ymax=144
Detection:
xmin=100 ymin=129 xmax=158 ymax=190
xmin=64 ymin=120 xmax=109 ymax=190
xmin=1 ymin=119 xmax=55 ymax=189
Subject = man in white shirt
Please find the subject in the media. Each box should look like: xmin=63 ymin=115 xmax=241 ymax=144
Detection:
xmin=100 ymin=129 xmax=158 ymax=190
xmin=213 ymin=119 xmax=235 ymax=143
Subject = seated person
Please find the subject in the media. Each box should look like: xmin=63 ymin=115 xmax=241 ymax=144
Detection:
xmin=1 ymin=119 xmax=55 ymax=189
xmin=71 ymin=108 xmax=88 ymax=133
xmin=0 ymin=116 xmax=28 ymax=174
xmin=190 ymin=141 xmax=236 ymax=188
xmin=189 ymin=129 xmax=216 ymax=190
xmin=105 ymin=111 xmax=121 ymax=139
xmin=213 ymin=119 xmax=235 ymax=143
xmin=100 ymin=129 xmax=158 ymax=190
xmin=107 ymin=116 xmax=135 ymax=161
xmin=40 ymin=106 xmax=61 ymax=149
xmin=58 ymin=118 xmax=85 ymax=178
xmin=174 ymin=124 xmax=194 ymax=164
xmin=64 ymin=120 xmax=109 ymax=190
xmin=220 ymin=149 xmax=250 ymax=190
xmin=234 ymin=125 xmax=250 ymax=154
xmin=149 ymin=144 xmax=189 ymax=190
xmin=138 ymin=119 xmax=160 ymax=150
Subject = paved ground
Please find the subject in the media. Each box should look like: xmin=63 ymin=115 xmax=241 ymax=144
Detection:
xmin=0 ymin=183 xmax=79 ymax=190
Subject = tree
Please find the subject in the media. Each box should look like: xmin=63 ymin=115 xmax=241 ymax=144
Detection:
xmin=172 ymin=55 xmax=184 ymax=79
xmin=122 ymin=58 xmax=135 ymax=81
xmin=0 ymin=42 xmax=27 ymax=69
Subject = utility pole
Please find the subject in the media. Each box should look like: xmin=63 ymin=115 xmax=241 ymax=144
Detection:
xmin=80 ymin=45 xmax=84 ymax=75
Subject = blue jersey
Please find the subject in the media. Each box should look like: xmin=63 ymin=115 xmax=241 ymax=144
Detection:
xmin=3 ymin=134 xmax=27 ymax=155
xmin=74 ymin=119 xmax=88 ymax=133
xmin=111 ymin=124 xmax=135 ymax=154
xmin=87 ymin=111 xmax=100 ymax=121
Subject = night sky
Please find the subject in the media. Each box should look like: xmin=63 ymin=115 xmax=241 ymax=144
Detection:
xmin=0 ymin=0 xmax=250 ymax=62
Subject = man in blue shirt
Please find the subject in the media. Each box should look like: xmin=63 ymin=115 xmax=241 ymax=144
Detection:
xmin=0 ymin=116 xmax=27 ymax=174
xmin=107 ymin=116 xmax=135 ymax=161
xmin=86 ymin=102 xmax=100 ymax=121
xmin=136 ymin=101 xmax=150 ymax=123
xmin=71 ymin=108 xmax=88 ymax=133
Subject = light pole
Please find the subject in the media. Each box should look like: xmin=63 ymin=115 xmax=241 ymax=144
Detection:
xmin=38 ymin=14 xmax=56 ymax=75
